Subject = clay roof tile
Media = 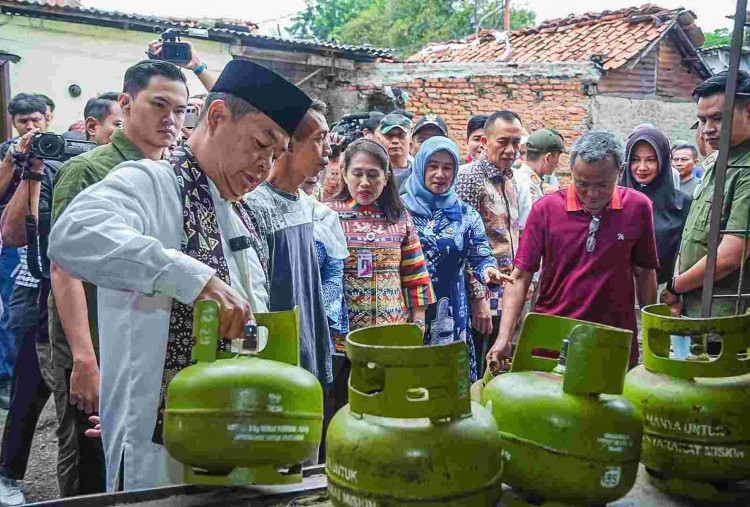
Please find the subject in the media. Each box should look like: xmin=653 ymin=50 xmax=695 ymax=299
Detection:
xmin=406 ymin=4 xmax=682 ymax=64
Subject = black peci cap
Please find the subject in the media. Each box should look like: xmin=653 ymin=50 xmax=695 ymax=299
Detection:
xmin=212 ymin=59 xmax=313 ymax=136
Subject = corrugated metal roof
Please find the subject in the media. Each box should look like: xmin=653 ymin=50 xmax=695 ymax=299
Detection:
xmin=0 ymin=0 xmax=392 ymax=61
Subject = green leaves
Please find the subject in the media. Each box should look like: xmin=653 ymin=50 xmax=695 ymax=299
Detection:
xmin=290 ymin=0 xmax=536 ymax=57
xmin=701 ymin=28 xmax=732 ymax=48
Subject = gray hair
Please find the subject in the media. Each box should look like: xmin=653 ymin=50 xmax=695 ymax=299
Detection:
xmin=569 ymin=130 xmax=624 ymax=170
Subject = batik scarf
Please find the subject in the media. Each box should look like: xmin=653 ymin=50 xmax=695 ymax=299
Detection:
xmin=152 ymin=146 xmax=261 ymax=444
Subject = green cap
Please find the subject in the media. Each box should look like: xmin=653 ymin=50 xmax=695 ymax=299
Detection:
xmin=526 ymin=128 xmax=567 ymax=153
xmin=380 ymin=113 xmax=413 ymax=135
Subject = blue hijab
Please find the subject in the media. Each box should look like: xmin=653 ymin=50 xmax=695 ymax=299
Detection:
xmin=401 ymin=136 xmax=461 ymax=220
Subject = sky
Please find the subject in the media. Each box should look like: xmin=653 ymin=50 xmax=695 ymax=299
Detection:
xmin=82 ymin=0 xmax=739 ymax=35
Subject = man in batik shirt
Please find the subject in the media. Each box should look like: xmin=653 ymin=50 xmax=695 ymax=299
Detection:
xmin=455 ymin=110 xmax=522 ymax=373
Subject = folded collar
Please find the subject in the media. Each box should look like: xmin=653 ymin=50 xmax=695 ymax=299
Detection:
xmin=566 ymin=184 xmax=622 ymax=212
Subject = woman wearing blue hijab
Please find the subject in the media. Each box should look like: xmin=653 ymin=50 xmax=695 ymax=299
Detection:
xmin=402 ymin=136 xmax=507 ymax=380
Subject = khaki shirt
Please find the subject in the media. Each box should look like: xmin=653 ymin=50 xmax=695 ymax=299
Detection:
xmin=679 ymin=143 xmax=750 ymax=317
xmin=48 ymin=129 xmax=145 ymax=369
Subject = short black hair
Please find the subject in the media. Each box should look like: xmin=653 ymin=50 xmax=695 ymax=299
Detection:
xmin=294 ymin=99 xmax=328 ymax=140
xmin=35 ymin=94 xmax=55 ymax=112
xmin=123 ymin=60 xmax=188 ymax=97
xmin=8 ymin=93 xmax=48 ymax=117
xmin=672 ymin=143 xmax=699 ymax=159
xmin=84 ymin=92 xmax=120 ymax=123
xmin=693 ymin=70 xmax=750 ymax=101
xmin=363 ymin=111 xmax=385 ymax=131
xmin=467 ymin=114 xmax=488 ymax=139
xmin=485 ymin=110 xmax=522 ymax=131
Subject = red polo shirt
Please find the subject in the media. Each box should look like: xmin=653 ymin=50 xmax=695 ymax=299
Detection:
xmin=515 ymin=185 xmax=659 ymax=365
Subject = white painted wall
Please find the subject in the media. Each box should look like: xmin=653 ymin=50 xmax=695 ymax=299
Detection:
xmin=1 ymin=14 xmax=234 ymax=133
xmin=592 ymin=95 xmax=699 ymax=146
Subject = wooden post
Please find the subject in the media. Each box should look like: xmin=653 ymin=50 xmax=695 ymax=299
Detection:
xmin=0 ymin=60 xmax=11 ymax=143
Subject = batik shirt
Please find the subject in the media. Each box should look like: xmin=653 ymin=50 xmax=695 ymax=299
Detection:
xmin=412 ymin=202 xmax=497 ymax=381
xmin=328 ymin=199 xmax=435 ymax=350
xmin=456 ymin=156 xmax=520 ymax=315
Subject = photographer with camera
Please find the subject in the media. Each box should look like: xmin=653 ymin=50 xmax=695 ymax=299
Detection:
xmin=45 ymin=60 xmax=189 ymax=498
xmin=0 ymin=94 xmax=52 ymax=413
xmin=0 ymin=121 xmax=62 ymax=505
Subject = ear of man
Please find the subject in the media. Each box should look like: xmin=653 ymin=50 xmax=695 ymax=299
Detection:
xmin=84 ymin=117 xmax=98 ymax=139
xmin=205 ymin=100 xmax=229 ymax=133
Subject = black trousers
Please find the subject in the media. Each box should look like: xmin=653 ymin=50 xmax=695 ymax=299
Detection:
xmin=0 ymin=283 xmax=50 ymax=480
xmin=319 ymin=353 xmax=350 ymax=463
xmin=53 ymin=367 xmax=105 ymax=496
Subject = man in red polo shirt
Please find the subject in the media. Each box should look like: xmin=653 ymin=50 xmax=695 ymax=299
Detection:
xmin=488 ymin=130 xmax=659 ymax=369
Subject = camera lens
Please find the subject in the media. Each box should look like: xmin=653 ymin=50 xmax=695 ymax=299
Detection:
xmin=37 ymin=134 xmax=64 ymax=157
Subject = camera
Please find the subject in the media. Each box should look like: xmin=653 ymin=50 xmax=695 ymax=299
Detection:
xmin=330 ymin=113 xmax=370 ymax=158
xmin=31 ymin=133 xmax=97 ymax=161
xmin=158 ymin=28 xmax=192 ymax=66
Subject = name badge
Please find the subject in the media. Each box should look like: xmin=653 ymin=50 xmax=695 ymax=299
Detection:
xmin=357 ymin=250 xmax=373 ymax=278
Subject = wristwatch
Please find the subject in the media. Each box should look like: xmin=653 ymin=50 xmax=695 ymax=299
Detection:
xmin=666 ymin=276 xmax=683 ymax=296
xmin=412 ymin=319 xmax=425 ymax=329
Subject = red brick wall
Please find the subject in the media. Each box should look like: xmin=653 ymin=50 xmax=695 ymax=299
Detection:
xmin=375 ymin=75 xmax=592 ymax=163
xmin=656 ymin=38 xmax=703 ymax=99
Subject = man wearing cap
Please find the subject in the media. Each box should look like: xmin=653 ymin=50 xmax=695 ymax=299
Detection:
xmin=48 ymin=60 xmax=312 ymax=491
xmin=375 ymin=111 xmax=414 ymax=190
xmin=410 ymin=114 xmax=449 ymax=157
xmin=515 ymin=129 xmax=566 ymax=228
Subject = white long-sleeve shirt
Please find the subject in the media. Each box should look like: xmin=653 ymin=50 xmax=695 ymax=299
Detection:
xmin=48 ymin=158 xmax=268 ymax=492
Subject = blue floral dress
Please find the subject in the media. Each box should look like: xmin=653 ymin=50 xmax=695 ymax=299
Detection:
xmin=412 ymin=202 xmax=497 ymax=380
xmin=316 ymin=242 xmax=349 ymax=353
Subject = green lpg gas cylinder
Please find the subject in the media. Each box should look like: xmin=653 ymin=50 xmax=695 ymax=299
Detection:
xmin=623 ymin=304 xmax=750 ymax=501
xmin=164 ymin=300 xmax=323 ymax=486
xmin=480 ymin=314 xmax=642 ymax=504
xmin=325 ymin=324 xmax=503 ymax=506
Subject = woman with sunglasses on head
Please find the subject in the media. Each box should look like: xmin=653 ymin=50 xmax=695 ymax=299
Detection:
xmin=402 ymin=137 xmax=509 ymax=380
xmin=328 ymin=139 xmax=435 ymax=351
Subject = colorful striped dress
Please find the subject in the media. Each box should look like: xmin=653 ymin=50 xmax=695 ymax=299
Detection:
xmin=328 ymin=199 xmax=435 ymax=349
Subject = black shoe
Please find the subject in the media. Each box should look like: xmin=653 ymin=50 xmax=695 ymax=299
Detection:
xmin=0 ymin=380 xmax=10 ymax=410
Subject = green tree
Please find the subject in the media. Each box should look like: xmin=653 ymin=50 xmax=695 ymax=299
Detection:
xmin=290 ymin=0 xmax=374 ymax=40
xmin=329 ymin=0 xmax=535 ymax=55
xmin=701 ymin=28 xmax=732 ymax=48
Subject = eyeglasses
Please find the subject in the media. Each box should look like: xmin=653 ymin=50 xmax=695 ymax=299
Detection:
xmin=586 ymin=215 xmax=601 ymax=253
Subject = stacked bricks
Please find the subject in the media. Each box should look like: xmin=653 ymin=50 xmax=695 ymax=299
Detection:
xmin=384 ymin=75 xmax=591 ymax=167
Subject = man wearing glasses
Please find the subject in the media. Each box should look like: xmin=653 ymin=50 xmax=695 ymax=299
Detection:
xmin=488 ymin=130 xmax=659 ymax=370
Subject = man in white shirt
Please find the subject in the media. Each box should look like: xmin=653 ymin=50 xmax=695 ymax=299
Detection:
xmin=48 ymin=60 xmax=313 ymax=492
xmin=515 ymin=129 xmax=566 ymax=228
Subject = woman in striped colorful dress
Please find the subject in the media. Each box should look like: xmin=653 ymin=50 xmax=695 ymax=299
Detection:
xmin=328 ymin=139 xmax=435 ymax=351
